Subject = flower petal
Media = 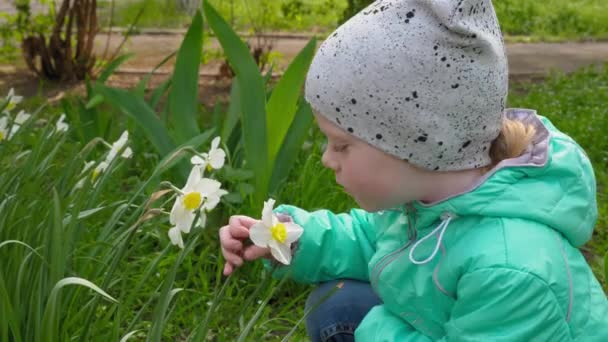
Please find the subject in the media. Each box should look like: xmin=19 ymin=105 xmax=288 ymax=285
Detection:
xmin=261 ymin=199 xmax=275 ymax=227
xmin=121 ymin=147 xmax=133 ymax=159
xmin=209 ymin=149 xmax=226 ymax=169
xmin=183 ymin=166 xmax=202 ymax=191
xmin=197 ymin=211 xmax=207 ymax=228
xmin=15 ymin=110 xmax=30 ymax=124
xmin=190 ymin=155 xmax=206 ymax=165
xmin=284 ymin=222 xmax=304 ymax=244
xmin=176 ymin=210 xmax=195 ymax=233
xmin=269 ymin=239 xmax=291 ymax=265
xmin=169 ymin=197 xmax=182 ymax=225
xmin=249 ymin=222 xmax=271 ymax=247
xmin=196 ymin=177 xmax=221 ymax=196
xmin=81 ymin=161 xmax=95 ymax=174
xmin=211 ymin=136 xmax=220 ymax=150
xmin=168 ymin=227 xmax=184 ymax=248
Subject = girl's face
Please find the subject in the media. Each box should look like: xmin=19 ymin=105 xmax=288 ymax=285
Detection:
xmin=315 ymin=113 xmax=429 ymax=212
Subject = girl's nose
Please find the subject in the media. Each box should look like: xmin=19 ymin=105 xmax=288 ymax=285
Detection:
xmin=322 ymin=149 xmax=338 ymax=171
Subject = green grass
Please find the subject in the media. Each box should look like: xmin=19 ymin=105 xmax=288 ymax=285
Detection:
xmin=508 ymin=64 xmax=608 ymax=289
xmin=97 ymin=0 xmax=347 ymax=33
xmin=0 ymin=61 xmax=606 ymax=340
xmin=95 ymin=0 xmax=608 ymax=41
xmin=495 ymin=0 xmax=608 ymax=41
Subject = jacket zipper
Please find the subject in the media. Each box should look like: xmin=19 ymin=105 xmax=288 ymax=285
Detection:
xmin=370 ymin=202 xmax=418 ymax=289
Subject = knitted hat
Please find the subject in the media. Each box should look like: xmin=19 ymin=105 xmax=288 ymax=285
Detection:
xmin=304 ymin=0 xmax=508 ymax=171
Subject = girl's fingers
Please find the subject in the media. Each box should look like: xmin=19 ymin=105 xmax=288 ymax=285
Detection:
xmin=243 ymin=245 xmax=270 ymax=261
xmin=221 ymin=247 xmax=243 ymax=267
xmin=229 ymin=215 xmax=260 ymax=230
xmin=219 ymin=227 xmax=243 ymax=251
xmin=229 ymin=224 xmax=250 ymax=239
xmin=223 ymin=262 xmax=233 ymax=276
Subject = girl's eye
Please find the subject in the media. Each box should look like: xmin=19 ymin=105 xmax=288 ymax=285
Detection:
xmin=333 ymin=144 xmax=349 ymax=153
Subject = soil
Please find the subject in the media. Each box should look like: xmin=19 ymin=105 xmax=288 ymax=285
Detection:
xmin=1 ymin=29 xmax=608 ymax=108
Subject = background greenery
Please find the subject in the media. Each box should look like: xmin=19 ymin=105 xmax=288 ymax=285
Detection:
xmin=95 ymin=0 xmax=608 ymax=40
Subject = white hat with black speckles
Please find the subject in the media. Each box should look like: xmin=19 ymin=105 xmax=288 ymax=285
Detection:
xmin=305 ymin=0 xmax=508 ymax=171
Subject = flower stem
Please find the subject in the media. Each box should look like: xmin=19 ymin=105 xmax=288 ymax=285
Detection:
xmin=236 ymin=270 xmax=292 ymax=342
xmin=159 ymin=181 xmax=184 ymax=195
xmin=237 ymin=264 xmax=278 ymax=330
xmin=188 ymin=273 xmax=234 ymax=341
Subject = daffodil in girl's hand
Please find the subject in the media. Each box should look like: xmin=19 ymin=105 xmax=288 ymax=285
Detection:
xmin=168 ymin=166 xmax=228 ymax=248
xmin=249 ymin=199 xmax=303 ymax=265
xmin=191 ymin=136 xmax=225 ymax=172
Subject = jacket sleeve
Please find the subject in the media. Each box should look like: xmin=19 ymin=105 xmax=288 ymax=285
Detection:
xmin=265 ymin=204 xmax=377 ymax=283
xmin=437 ymin=267 xmax=572 ymax=341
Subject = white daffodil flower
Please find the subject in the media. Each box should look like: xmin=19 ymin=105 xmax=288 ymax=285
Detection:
xmin=0 ymin=116 xmax=8 ymax=141
xmin=74 ymin=160 xmax=107 ymax=190
xmin=7 ymin=110 xmax=30 ymax=139
xmin=169 ymin=166 xmax=227 ymax=236
xmin=14 ymin=110 xmax=30 ymax=124
xmin=107 ymin=130 xmax=133 ymax=162
xmin=190 ymin=136 xmax=225 ymax=172
xmin=92 ymin=161 xmax=109 ymax=183
xmin=0 ymin=110 xmax=30 ymax=141
xmin=56 ymin=114 xmax=69 ymax=133
xmin=168 ymin=227 xmax=184 ymax=249
xmin=249 ymin=198 xmax=303 ymax=265
xmin=4 ymin=88 xmax=23 ymax=112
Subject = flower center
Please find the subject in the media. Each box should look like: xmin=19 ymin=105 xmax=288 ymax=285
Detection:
xmin=270 ymin=223 xmax=287 ymax=243
xmin=183 ymin=192 xmax=202 ymax=211
xmin=206 ymin=164 xmax=213 ymax=172
xmin=91 ymin=169 xmax=100 ymax=182
xmin=0 ymin=131 xmax=4 ymax=141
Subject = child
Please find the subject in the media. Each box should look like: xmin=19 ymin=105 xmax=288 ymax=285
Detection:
xmin=219 ymin=0 xmax=608 ymax=340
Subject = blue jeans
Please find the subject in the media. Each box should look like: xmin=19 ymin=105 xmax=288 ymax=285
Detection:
xmin=305 ymin=279 xmax=382 ymax=342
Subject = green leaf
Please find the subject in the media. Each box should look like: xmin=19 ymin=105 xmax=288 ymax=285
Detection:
xmin=119 ymin=330 xmax=140 ymax=342
xmin=269 ymin=98 xmax=314 ymax=193
xmin=98 ymin=54 xmax=134 ymax=84
xmin=150 ymin=79 xmax=172 ymax=110
xmin=168 ymin=10 xmax=203 ymax=142
xmin=153 ymin=128 xmax=216 ymax=176
xmin=266 ymin=38 xmax=316 ymax=166
xmin=42 ymin=277 xmax=117 ymax=342
xmin=204 ymin=1 xmax=269 ymax=205
xmin=135 ymin=51 xmax=177 ymax=97
xmin=49 ymin=189 xmax=64 ymax=287
xmin=221 ymin=79 xmax=241 ymax=143
xmin=84 ymin=94 xmax=104 ymax=110
xmin=93 ymin=84 xmax=175 ymax=156
xmin=222 ymin=165 xmax=254 ymax=181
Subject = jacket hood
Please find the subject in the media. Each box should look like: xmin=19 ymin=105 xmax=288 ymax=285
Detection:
xmin=411 ymin=108 xmax=598 ymax=247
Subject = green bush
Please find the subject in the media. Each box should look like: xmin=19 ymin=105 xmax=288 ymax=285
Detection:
xmin=341 ymin=0 xmax=608 ymax=40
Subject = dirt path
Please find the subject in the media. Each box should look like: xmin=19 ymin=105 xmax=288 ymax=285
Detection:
xmin=1 ymin=31 xmax=608 ymax=106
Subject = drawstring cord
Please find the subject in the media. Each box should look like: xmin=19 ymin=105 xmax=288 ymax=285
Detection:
xmin=408 ymin=212 xmax=455 ymax=265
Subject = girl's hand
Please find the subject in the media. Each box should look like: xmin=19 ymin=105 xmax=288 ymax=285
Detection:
xmin=219 ymin=215 xmax=270 ymax=276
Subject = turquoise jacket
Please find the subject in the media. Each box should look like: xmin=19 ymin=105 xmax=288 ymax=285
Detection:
xmin=271 ymin=109 xmax=608 ymax=341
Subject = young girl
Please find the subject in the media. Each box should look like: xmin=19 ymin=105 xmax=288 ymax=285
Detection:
xmin=219 ymin=0 xmax=608 ymax=340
